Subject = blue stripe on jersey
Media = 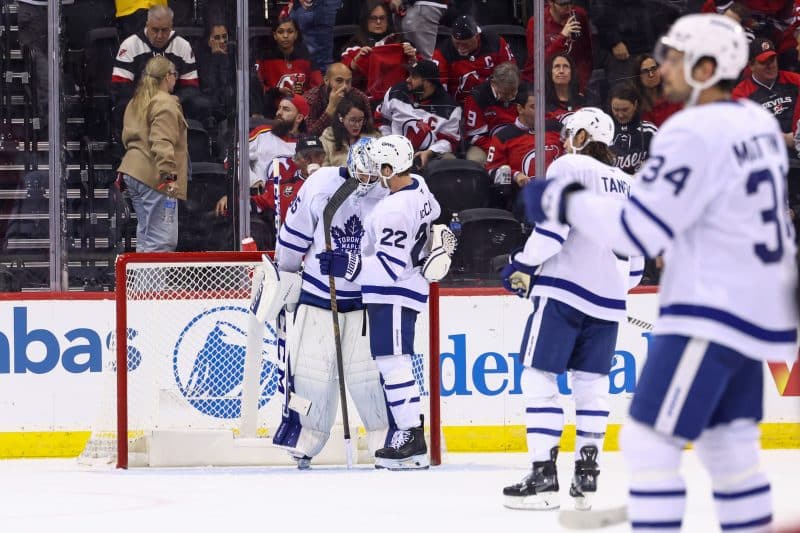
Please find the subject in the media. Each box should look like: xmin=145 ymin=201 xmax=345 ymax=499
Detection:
xmin=302 ymin=272 xmax=362 ymax=298
xmin=526 ymin=407 xmax=564 ymax=414
xmin=277 ymin=236 xmax=309 ymax=254
xmin=713 ymin=484 xmax=770 ymax=500
xmin=720 ymin=515 xmax=772 ymax=531
xmin=361 ymin=285 xmax=428 ymax=303
xmin=630 ymin=269 xmax=644 ymax=277
xmin=631 ymin=196 xmax=674 ymax=239
xmin=535 ymin=276 xmax=626 ymax=310
xmin=534 ymin=226 xmax=565 ymax=244
xmin=298 ymin=290 xmax=364 ymax=312
xmin=660 ymin=304 xmax=797 ymax=343
xmin=621 ymin=210 xmax=650 ymax=258
xmin=376 ymin=251 xmax=406 ymax=281
xmin=282 ymin=222 xmax=313 ymax=242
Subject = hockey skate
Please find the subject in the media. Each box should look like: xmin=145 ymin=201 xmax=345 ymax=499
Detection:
xmin=503 ymin=446 xmax=560 ymax=510
xmin=289 ymin=453 xmax=312 ymax=470
xmin=374 ymin=419 xmax=429 ymax=471
xmin=569 ymin=445 xmax=599 ymax=510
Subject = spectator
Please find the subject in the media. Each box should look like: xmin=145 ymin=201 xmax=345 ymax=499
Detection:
xmin=485 ymin=85 xmax=563 ymax=212
xmin=522 ymin=0 xmax=593 ymax=92
xmin=217 ymin=136 xmax=326 ymax=249
xmin=196 ymin=22 xmax=235 ymax=127
xmin=733 ymin=37 xmax=800 ymax=152
xmin=633 ymin=54 xmax=683 ymax=127
xmin=115 ymin=0 xmax=166 ymax=40
xmin=303 ymin=62 xmax=371 ymax=137
xmin=254 ymin=15 xmax=323 ymax=118
xmin=111 ymin=6 xmax=207 ymax=130
xmin=594 ymin=0 xmax=681 ymax=88
xmin=607 ymin=82 xmax=657 ymax=175
xmin=377 ymin=60 xmax=461 ymax=170
xmin=288 ymin=0 xmax=340 ymax=74
xmin=433 ymin=15 xmax=517 ymax=105
xmin=117 ymin=56 xmax=187 ymax=252
xmin=341 ymin=0 xmax=418 ymax=103
xmin=463 ymin=62 xmax=522 ymax=165
xmin=545 ymin=53 xmax=585 ymax=122
xmin=385 ymin=0 xmax=448 ymax=60
xmin=248 ymin=94 xmax=309 ymax=187
xmin=320 ymin=96 xmax=378 ymax=167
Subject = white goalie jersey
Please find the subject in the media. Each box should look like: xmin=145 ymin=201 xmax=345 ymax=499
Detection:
xmin=568 ymin=99 xmax=799 ymax=361
xmin=275 ymin=166 xmax=387 ymax=310
xmin=357 ymin=175 xmax=442 ymax=312
xmin=517 ymin=154 xmax=642 ymax=322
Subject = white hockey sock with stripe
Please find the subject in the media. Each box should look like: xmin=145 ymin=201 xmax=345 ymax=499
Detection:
xmin=375 ymin=354 xmax=420 ymax=430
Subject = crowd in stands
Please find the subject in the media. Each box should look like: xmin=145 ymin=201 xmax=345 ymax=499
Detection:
xmin=11 ymin=0 xmax=800 ymax=282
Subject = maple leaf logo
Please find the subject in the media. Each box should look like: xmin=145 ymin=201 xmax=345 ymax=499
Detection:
xmin=330 ymin=215 xmax=364 ymax=253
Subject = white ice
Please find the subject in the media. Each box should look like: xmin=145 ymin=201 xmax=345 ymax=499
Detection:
xmin=1 ymin=451 xmax=799 ymax=533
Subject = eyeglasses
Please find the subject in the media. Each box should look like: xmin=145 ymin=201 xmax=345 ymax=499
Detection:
xmin=344 ymin=117 xmax=366 ymax=126
xmin=211 ymin=33 xmax=228 ymax=41
xmin=167 ymin=70 xmax=178 ymax=77
xmin=368 ymin=15 xmax=387 ymax=23
xmin=640 ymin=66 xmax=659 ymax=75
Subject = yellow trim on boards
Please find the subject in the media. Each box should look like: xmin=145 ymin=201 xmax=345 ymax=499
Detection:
xmin=0 ymin=423 xmax=798 ymax=458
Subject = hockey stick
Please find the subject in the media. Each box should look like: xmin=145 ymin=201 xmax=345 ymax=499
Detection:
xmin=626 ymin=315 xmax=654 ymax=331
xmin=558 ymin=505 xmax=628 ymax=529
xmin=323 ymin=177 xmax=359 ymax=468
xmin=271 ymin=158 xmax=292 ymax=419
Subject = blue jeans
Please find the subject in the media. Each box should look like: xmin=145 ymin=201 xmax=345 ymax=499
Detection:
xmin=290 ymin=0 xmax=340 ymax=73
xmin=123 ymin=174 xmax=178 ymax=252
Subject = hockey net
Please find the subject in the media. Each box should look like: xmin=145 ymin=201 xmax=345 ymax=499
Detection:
xmin=79 ymin=252 xmax=441 ymax=468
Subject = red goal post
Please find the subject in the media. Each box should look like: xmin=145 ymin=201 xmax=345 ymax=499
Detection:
xmin=93 ymin=251 xmax=442 ymax=468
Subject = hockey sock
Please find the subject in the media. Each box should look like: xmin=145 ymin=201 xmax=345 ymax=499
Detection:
xmin=572 ymin=370 xmax=610 ymax=462
xmin=375 ymin=354 xmax=421 ymax=430
xmin=521 ymin=367 xmax=564 ymax=463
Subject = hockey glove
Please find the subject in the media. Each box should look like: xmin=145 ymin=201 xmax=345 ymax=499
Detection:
xmin=523 ymin=179 xmax=585 ymax=225
xmin=500 ymin=250 xmax=540 ymax=299
xmin=316 ymin=250 xmax=362 ymax=281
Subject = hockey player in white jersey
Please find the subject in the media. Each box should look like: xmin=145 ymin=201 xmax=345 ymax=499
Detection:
xmin=525 ymin=14 xmax=798 ymax=532
xmin=318 ymin=134 xmax=453 ymax=470
xmin=501 ymin=108 xmax=643 ymax=511
xmin=271 ymin=138 xmax=391 ymax=468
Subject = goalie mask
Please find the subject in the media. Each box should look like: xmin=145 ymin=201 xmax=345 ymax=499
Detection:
xmin=560 ymin=107 xmax=614 ymax=153
xmin=347 ymin=137 xmax=380 ymax=196
xmin=368 ymin=135 xmax=415 ymax=188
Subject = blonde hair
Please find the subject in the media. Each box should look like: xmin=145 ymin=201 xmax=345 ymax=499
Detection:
xmin=128 ymin=56 xmax=175 ymax=117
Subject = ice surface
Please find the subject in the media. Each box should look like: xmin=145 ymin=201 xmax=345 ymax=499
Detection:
xmin=1 ymin=451 xmax=799 ymax=532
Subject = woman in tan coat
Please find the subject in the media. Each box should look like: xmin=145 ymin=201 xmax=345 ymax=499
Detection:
xmin=117 ymin=55 xmax=188 ymax=252
xmin=320 ymin=96 xmax=377 ymax=167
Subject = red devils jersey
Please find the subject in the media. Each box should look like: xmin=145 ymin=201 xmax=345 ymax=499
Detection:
xmin=251 ymin=157 xmax=307 ymax=222
xmin=255 ymin=45 xmax=323 ymax=96
xmin=732 ymin=71 xmax=800 ymax=134
xmin=485 ymin=119 xmax=564 ymax=181
xmin=432 ymin=31 xmax=516 ymax=105
xmin=463 ymin=80 xmax=520 ymax=152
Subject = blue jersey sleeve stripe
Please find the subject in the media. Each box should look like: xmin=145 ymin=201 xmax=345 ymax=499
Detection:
xmin=534 ymin=226 xmax=565 ymax=244
xmin=361 ymin=285 xmax=428 ymax=303
xmin=277 ymin=236 xmax=309 ymax=254
xmin=377 ymin=257 xmax=398 ymax=281
xmin=302 ymin=272 xmax=362 ymax=298
xmin=376 ymin=251 xmax=407 ymax=267
xmin=660 ymin=304 xmax=798 ymax=343
xmin=282 ymin=222 xmax=313 ymax=242
xmin=621 ymin=210 xmax=650 ymax=258
xmin=535 ymin=276 xmax=626 ymax=310
xmin=630 ymin=196 xmax=674 ymax=239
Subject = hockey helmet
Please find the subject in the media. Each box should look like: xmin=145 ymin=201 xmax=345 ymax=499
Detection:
xmin=369 ymin=135 xmax=415 ymax=185
xmin=560 ymin=107 xmax=615 ymax=151
xmin=347 ymin=137 xmax=380 ymax=196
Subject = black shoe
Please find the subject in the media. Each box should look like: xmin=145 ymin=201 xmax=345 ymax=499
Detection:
xmin=569 ymin=445 xmax=600 ymax=510
xmin=503 ymin=446 xmax=560 ymax=510
xmin=375 ymin=418 xmax=429 ymax=470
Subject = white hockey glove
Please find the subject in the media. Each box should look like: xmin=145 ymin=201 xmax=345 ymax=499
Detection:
xmin=249 ymin=254 xmax=302 ymax=322
xmin=422 ymin=224 xmax=457 ymax=282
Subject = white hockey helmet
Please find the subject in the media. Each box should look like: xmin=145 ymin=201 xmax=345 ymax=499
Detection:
xmin=369 ymin=135 xmax=415 ymax=185
xmin=560 ymin=107 xmax=615 ymax=151
xmin=655 ymin=14 xmax=748 ymax=96
xmin=347 ymin=137 xmax=379 ymax=196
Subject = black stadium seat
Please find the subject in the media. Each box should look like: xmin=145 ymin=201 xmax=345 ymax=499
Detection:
xmin=482 ymin=24 xmax=527 ymax=68
xmin=424 ymin=158 xmax=491 ymax=225
xmin=452 ymin=208 xmax=525 ymax=276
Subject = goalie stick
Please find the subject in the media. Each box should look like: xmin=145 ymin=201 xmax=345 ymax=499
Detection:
xmin=558 ymin=505 xmax=628 ymax=529
xmin=626 ymin=315 xmax=654 ymax=331
xmin=322 ymin=177 xmax=359 ymax=468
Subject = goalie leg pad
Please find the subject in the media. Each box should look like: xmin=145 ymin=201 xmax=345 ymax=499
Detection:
xmin=521 ymin=367 xmax=564 ymax=463
xmin=695 ymin=420 xmax=772 ymax=531
xmin=620 ymin=419 xmax=687 ymax=531
xmin=375 ymin=354 xmax=421 ymax=431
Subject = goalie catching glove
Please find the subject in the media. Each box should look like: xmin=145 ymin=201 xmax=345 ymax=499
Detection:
xmin=500 ymin=249 xmax=540 ymax=299
xmin=421 ymin=224 xmax=457 ymax=282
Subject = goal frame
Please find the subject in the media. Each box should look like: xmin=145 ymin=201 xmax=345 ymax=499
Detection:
xmin=114 ymin=251 xmax=442 ymax=468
